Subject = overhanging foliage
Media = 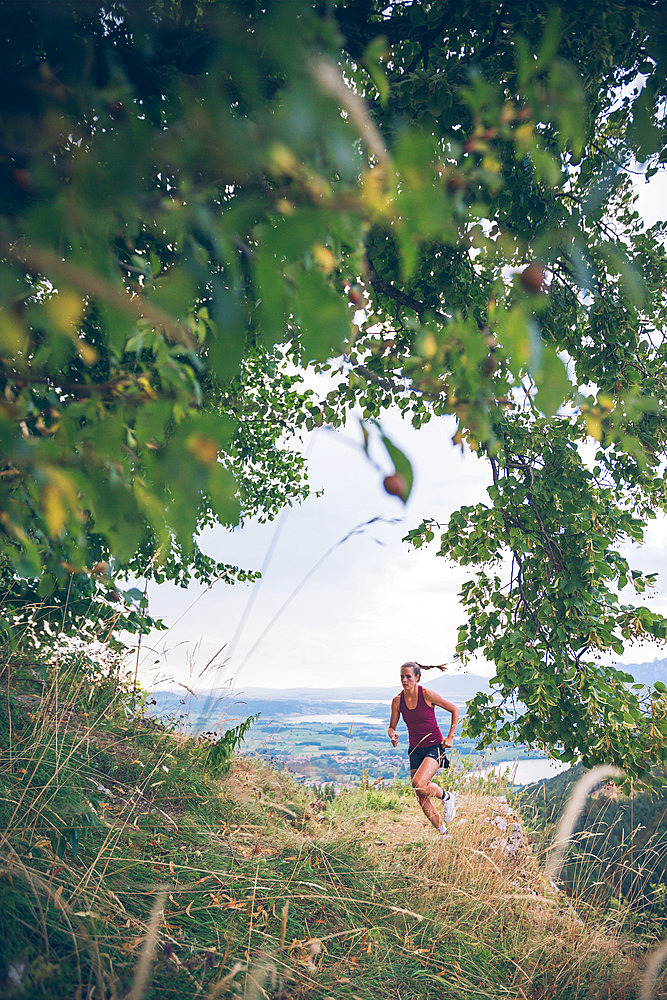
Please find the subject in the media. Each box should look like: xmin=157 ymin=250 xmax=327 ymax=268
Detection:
xmin=0 ymin=0 xmax=666 ymax=776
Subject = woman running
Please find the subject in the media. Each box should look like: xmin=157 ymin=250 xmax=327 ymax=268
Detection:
xmin=387 ymin=661 xmax=459 ymax=836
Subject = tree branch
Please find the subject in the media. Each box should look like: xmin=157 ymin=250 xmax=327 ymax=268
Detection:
xmin=0 ymin=239 xmax=197 ymax=350
xmin=489 ymin=454 xmax=557 ymax=655
xmin=2 ymin=368 xmax=120 ymax=398
xmin=352 ymin=362 xmax=399 ymax=392
xmin=366 ymin=254 xmax=452 ymax=325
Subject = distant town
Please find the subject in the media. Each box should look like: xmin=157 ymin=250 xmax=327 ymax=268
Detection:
xmin=148 ymin=660 xmax=664 ymax=785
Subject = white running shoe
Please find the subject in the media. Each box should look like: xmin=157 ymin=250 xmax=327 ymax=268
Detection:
xmin=442 ymin=790 xmax=456 ymax=823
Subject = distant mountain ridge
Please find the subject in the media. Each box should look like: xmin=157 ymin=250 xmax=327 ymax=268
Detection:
xmin=616 ymin=657 xmax=666 ymax=685
xmin=149 ymin=671 xmax=492 ymax=724
xmin=149 ymin=658 xmax=665 ymax=726
xmin=236 ymin=671 xmax=491 ymax=703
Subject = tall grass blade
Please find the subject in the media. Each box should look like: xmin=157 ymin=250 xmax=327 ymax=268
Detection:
xmin=640 ymin=937 xmax=667 ymax=1000
xmin=545 ymin=765 xmax=623 ymax=880
xmin=128 ymin=888 xmax=167 ymax=1000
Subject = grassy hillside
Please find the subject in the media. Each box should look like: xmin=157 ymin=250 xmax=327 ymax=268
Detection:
xmin=147 ymin=683 xmax=543 ymax=785
xmin=1 ymin=653 xmax=665 ymax=1000
xmin=520 ymin=765 xmax=667 ymax=934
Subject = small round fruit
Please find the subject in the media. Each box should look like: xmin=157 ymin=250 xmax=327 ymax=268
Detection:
xmin=383 ymin=473 xmax=407 ymax=499
xmin=520 ymin=262 xmax=546 ymax=294
xmin=12 ymin=168 xmax=33 ymax=191
xmin=446 ymin=174 xmax=468 ymax=194
xmin=107 ymin=101 xmax=126 ymax=120
xmin=91 ymin=560 xmax=110 ymax=576
xmin=348 ymin=285 xmax=363 ymax=306
xmin=482 ymin=352 xmax=498 ymax=376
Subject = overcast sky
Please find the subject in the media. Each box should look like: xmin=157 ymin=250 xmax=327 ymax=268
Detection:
xmin=134 ymin=175 xmax=667 ymax=695
xmin=136 ymin=407 xmax=497 ymax=690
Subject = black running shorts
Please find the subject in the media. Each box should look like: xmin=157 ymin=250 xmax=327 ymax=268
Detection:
xmin=408 ymin=743 xmax=449 ymax=771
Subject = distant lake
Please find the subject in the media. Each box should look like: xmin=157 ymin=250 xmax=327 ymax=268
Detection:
xmin=343 ymin=699 xmax=386 ymax=705
xmin=486 ymin=758 xmax=572 ymax=785
xmin=282 ymin=714 xmax=384 ymax=725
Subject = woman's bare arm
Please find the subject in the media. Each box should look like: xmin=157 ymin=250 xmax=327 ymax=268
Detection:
xmin=423 ymin=688 xmax=459 ymax=747
xmin=387 ymin=695 xmax=400 ymax=746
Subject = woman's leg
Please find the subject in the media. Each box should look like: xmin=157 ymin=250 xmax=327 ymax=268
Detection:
xmin=410 ymin=757 xmax=444 ymax=829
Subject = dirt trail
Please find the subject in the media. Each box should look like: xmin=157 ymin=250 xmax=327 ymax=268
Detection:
xmin=213 ymin=759 xmax=648 ymax=1000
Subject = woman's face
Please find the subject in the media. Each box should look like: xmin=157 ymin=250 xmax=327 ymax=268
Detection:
xmin=400 ymin=665 xmax=419 ymax=690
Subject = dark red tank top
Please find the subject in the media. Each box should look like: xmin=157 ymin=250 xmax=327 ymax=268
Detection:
xmin=399 ymin=685 xmax=443 ymax=749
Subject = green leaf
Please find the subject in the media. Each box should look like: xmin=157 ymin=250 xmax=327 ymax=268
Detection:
xmin=68 ymin=828 xmax=80 ymax=859
xmin=37 ymin=574 xmax=56 ymax=598
xmin=534 ymin=345 xmax=571 ymax=416
xmin=536 ymin=9 xmax=562 ymax=70
xmin=364 ymin=36 xmax=390 ymax=106
xmin=295 ymin=270 xmax=351 ymax=362
xmin=207 ymin=464 xmax=240 ymax=526
xmin=626 ymin=78 xmax=661 ymax=163
xmin=253 ymin=244 xmax=291 ymax=347
xmin=495 ymin=304 xmax=534 ymax=375
xmin=150 ymin=265 xmax=198 ymax=322
xmin=206 ymin=282 xmax=247 ymax=382
xmin=377 ymin=427 xmax=414 ymax=503
xmin=123 ymin=587 xmax=145 ymax=602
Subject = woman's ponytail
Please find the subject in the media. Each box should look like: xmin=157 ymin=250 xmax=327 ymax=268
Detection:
xmin=401 ymin=660 xmax=447 ymax=680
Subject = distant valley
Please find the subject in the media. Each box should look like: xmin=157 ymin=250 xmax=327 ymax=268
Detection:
xmin=150 ymin=670 xmax=492 ymax=726
xmin=148 ymin=659 xmax=665 ymax=785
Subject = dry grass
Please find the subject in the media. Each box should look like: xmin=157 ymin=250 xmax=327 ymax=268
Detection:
xmin=322 ymin=780 xmax=649 ymax=1000
xmin=1 ymin=653 xmax=665 ymax=1000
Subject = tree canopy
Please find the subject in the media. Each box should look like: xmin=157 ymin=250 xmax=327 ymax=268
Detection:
xmin=1 ymin=0 xmax=666 ymax=779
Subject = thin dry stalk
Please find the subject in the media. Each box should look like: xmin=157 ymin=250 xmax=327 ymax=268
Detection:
xmin=244 ymin=957 xmax=276 ymax=1000
xmin=279 ymin=901 xmax=289 ymax=950
xmin=640 ymin=937 xmax=667 ymax=1000
xmin=128 ymin=888 xmax=168 ymax=1000
xmin=545 ymin=764 xmax=623 ymax=880
xmin=309 ymin=58 xmax=390 ymax=167
xmin=243 ymin=863 xmax=261 ymax=999
xmin=206 ymin=961 xmax=243 ymax=999
xmin=78 ymin=745 xmax=180 ymax=904
xmin=6 ymin=673 xmax=131 ymax=835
